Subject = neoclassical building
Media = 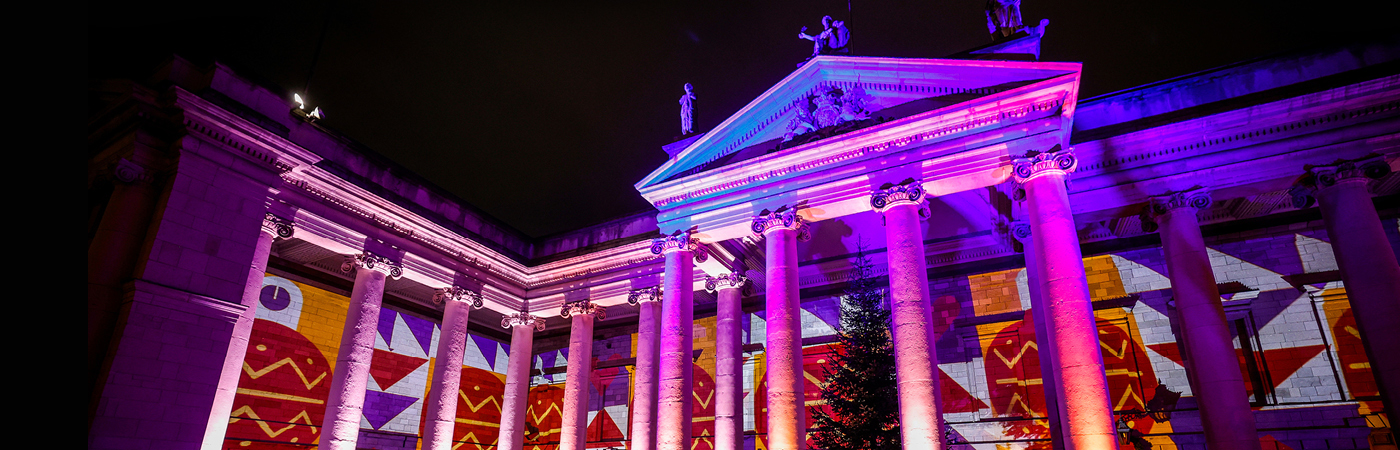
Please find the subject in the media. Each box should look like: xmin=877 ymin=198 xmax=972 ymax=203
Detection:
xmin=87 ymin=36 xmax=1400 ymax=450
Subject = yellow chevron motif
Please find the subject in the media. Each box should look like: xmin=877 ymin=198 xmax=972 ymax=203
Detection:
xmin=1100 ymin=339 xmax=1129 ymax=359
xmin=449 ymin=432 xmax=500 ymax=450
xmin=458 ymin=390 xmax=503 ymax=413
xmin=244 ymin=358 xmax=328 ymax=390
xmin=993 ymin=341 xmax=1039 ymax=368
xmin=1115 ymin=384 xmax=1145 ymax=410
xmin=694 ymin=389 xmax=715 ymax=409
xmin=692 ymin=429 xmax=713 ymax=450
xmin=229 ymin=405 xmax=317 ymax=438
xmin=527 ymin=402 xmax=563 ymax=423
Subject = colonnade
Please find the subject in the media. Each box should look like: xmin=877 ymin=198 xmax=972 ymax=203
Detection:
xmin=189 ymin=151 xmax=1398 ymax=450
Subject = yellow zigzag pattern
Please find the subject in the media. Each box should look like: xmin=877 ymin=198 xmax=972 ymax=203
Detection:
xmin=527 ymin=402 xmax=563 ymax=424
xmin=244 ymin=358 xmax=327 ymax=390
xmin=993 ymin=341 xmax=1038 ymax=368
xmin=458 ymin=390 xmax=503 ymax=413
xmin=692 ymin=429 xmax=713 ymax=450
xmin=229 ymin=405 xmax=317 ymax=438
xmin=449 ymin=432 xmax=500 ymax=450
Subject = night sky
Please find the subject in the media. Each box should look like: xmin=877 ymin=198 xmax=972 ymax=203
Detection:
xmin=89 ymin=0 xmax=1391 ymax=238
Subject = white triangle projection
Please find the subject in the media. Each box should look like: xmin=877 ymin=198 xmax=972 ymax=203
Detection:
xmin=604 ymin=404 xmax=629 ymax=439
xmin=1294 ymin=234 xmax=1339 ymax=274
xmin=494 ymin=343 xmax=511 ymax=374
xmin=799 ymin=308 xmax=838 ymax=338
xmin=1110 ymin=254 xmax=1172 ymax=294
xmin=1206 ymin=247 xmax=1291 ymax=297
xmin=750 ymin=313 xmax=767 ymax=345
xmin=461 ymin=332 xmax=489 ymax=369
xmin=1254 ymin=290 xmax=1319 ymax=351
xmin=1015 ymin=267 xmax=1033 ymax=311
xmin=427 ymin=322 xmax=440 ymax=363
xmin=387 ymin=313 xmax=430 ymax=359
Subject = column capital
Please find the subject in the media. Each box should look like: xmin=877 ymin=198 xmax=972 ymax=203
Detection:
xmin=433 ymin=286 xmax=484 ymax=309
xmin=1012 ymin=146 xmax=1077 ymax=183
xmin=871 ymin=178 xmax=929 ymax=216
xmin=261 ymin=212 xmax=295 ymax=238
xmin=627 ymin=286 xmax=662 ymax=305
xmin=1140 ymin=188 xmax=1211 ymax=233
xmin=561 ymin=299 xmax=605 ymax=320
xmin=751 ymin=207 xmax=811 ymax=241
xmin=705 ymin=272 xmax=749 ymax=293
xmin=502 ymin=310 xmax=546 ymax=331
xmin=108 ymin=157 xmax=156 ymax=186
xmin=340 ymin=252 xmax=404 ymax=279
xmin=650 ymin=230 xmax=710 ymax=263
xmin=1292 ymin=155 xmax=1392 ymax=208
xmin=1009 ymin=220 xmax=1033 ymax=245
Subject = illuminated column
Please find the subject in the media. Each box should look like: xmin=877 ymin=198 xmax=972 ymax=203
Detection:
xmin=421 ymin=287 xmax=485 ymax=450
xmin=1295 ymin=155 xmax=1400 ymax=416
xmin=752 ymin=208 xmax=810 ymax=450
xmin=559 ymin=300 xmax=604 ymax=450
xmin=628 ymin=286 xmax=663 ymax=450
xmin=201 ymin=213 xmax=294 ymax=450
xmin=1010 ymin=222 xmax=1067 ymax=450
xmin=1012 ymin=148 xmax=1116 ymax=450
xmin=652 ymin=233 xmax=707 ymax=450
xmin=708 ymin=273 xmax=749 ymax=450
xmin=871 ymin=181 xmax=945 ymax=450
xmin=498 ymin=309 xmax=545 ymax=450
xmin=1146 ymin=189 xmax=1258 ymax=450
xmin=88 ymin=158 xmax=159 ymax=390
xmin=321 ymin=253 xmax=403 ymax=450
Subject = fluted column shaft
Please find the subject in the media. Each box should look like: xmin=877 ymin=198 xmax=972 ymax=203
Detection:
xmin=658 ymin=248 xmax=696 ymax=450
xmin=872 ymin=183 xmax=944 ymax=450
xmin=1016 ymin=150 xmax=1116 ymax=450
xmin=320 ymin=254 xmax=397 ymax=450
xmin=754 ymin=209 xmax=807 ymax=450
xmin=201 ymin=215 xmax=291 ymax=450
xmin=712 ymin=275 xmax=748 ymax=450
xmin=1305 ymin=159 xmax=1400 ymax=416
xmin=1151 ymin=190 xmax=1258 ymax=450
xmin=559 ymin=302 xmax=601 ymax=450
xmin=422 ymin=288 xmax=482 ymax=450
xmin=630 ymin=294 xmax=663 ymax=450
xmin=498 ymin=316 xmax=541 ymax=450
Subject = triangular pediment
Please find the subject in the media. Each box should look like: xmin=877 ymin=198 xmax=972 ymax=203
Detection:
xmin=636 ymin=56 xmax=1082 ymax=190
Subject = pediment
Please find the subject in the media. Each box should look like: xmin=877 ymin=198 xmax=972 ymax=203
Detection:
xmin=636 ymin=56 xmax=1083 ymax=190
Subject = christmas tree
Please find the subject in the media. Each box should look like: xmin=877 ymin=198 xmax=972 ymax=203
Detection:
xmin=812 ymin=246 xmax=902 ymax=450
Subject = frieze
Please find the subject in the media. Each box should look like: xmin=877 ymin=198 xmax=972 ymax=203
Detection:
xmin=262 ymin=213 xmax=295 ymax=239
xmin=560 ymin=299 xmax=605 ymax=320
xmin=433 ymin=285 xmax=484 ymax=309
xmin=704 ymin=272 xmax=749 ymax=293
xmin=627 ymin=286 xmax=662 ymax=305
xmin=340 ymin=252 xmax=404 ymax=279
xmin=751 ymin=207 xmax=812 ymax=241
xmin=1012 ymin=146 xmax=1077 ymax=183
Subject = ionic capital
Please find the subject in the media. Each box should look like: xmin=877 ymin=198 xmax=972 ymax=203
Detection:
xmin=433 ymin=285 xmax=484 ymax=309
xmin=340 ymin=252 xmax=404 ymax=279
xmin=1012 ymin=147 xmax=1077 ymax=183
xmin=704 ymin=272 xmax=749 ymax=293
xmin=262 ymin=213 xmax=295 ymax=238
xmin=560 ymin=299 xmax=605 ymax=320
xmin=870 ymin=179 xmax=928 ymax=215
xmin=502 ymin=311 xmax=546 ymax=331
xmin=627 ymin=286 xmax=662 ymax=305
xmin=1139 ymin=188 xmax=1211 ymax=233
xmin=650 ymin=230 xmax=709 ymax=263
xmin=110 ymin=158 xmax=155 ymax=185
xmin=1292 ymin=155 xmax=1392 ymax=208
xmin=751 ymin=207 xmax=811 ymax=241
xmin=1009 ymin=221 xmax=1033 ymax=245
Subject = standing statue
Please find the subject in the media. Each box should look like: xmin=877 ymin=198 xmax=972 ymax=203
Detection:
xmin=797 ymin=15 xmax=850 ymax=62
xmin=985 ymin=0 xmax=1024 ymax=39
xmin=679 ymin=83 xmax=696 ymax=136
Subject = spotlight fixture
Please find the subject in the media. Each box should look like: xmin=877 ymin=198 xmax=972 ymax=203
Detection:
xmin=290 ymin=93 xmax=325 ymax=122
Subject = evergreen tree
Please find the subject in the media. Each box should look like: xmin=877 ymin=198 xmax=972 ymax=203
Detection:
xmin=812 ymin=246 xmax=902 ymax=450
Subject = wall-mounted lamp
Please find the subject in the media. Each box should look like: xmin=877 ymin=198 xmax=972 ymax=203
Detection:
xmin=291 ymin=93 xmax=325 ymax=123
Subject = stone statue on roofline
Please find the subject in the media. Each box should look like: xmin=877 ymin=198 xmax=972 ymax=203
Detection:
xmin=679 ymin=83 xmax=696 ymax=136
xmin=797 ymin=15 xmax=850 ymax=64
xmin=985 ymin=0 xmax=1023 ymax=38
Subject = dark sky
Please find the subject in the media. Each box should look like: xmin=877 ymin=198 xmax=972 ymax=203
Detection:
xmin=89 ymin=0 xmax=1391 ymax=238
